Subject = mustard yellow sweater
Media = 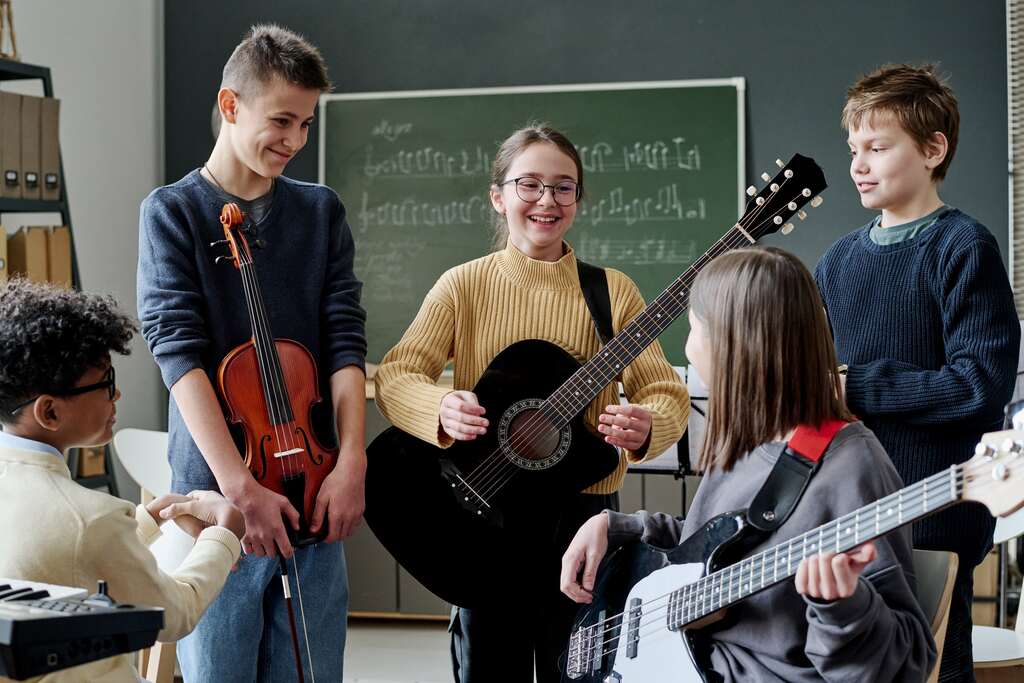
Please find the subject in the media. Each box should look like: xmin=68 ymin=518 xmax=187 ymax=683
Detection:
xmin=374 ymin=241 xmax=690 ymax=493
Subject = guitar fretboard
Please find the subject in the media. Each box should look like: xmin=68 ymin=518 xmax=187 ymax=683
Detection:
xmin=666 ymin=464 xmax=962 ymax=629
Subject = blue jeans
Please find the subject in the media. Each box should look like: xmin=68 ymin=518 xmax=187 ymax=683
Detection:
xmin=177 ymin=542 xmax=348 ymax=682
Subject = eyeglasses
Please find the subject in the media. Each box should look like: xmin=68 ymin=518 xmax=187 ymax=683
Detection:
xmin=9 ymin=366 xmax=117 ymax=416
xmin=498 ymin=177 xmax=581 ymax=207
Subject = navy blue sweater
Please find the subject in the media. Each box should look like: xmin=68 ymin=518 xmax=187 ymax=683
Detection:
xmin=137 ymin=170 xmax=367 ymax=491
xmin=815 ymin=209 xmax=1019 ymax=564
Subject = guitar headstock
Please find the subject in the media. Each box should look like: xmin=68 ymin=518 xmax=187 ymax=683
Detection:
xmin=740 ymin=154 xmax=827 ymax=240
xmin=962 ymin=429 xmax=1024 ymax=517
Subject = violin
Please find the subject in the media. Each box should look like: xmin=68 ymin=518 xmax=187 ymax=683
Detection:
xmin=215 ymin=202 xmax=338 ymax=547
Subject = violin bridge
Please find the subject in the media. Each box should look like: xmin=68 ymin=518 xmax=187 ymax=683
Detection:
xmin=274 ymin=448 xmax=304 ymax=459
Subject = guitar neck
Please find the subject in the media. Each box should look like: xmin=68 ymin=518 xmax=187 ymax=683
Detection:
xmin=670 ymin=464 xmax=963 ymax=629
xmin=544 ymin=224 xmax=754 ymax=427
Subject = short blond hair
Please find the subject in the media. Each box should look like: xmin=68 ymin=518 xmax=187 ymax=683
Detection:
xmin=842 ymin=63 xmax=959 ymax=181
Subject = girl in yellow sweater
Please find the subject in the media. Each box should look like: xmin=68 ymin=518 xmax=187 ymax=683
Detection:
xmin=374 ymin=124 xmax=689 ymax=682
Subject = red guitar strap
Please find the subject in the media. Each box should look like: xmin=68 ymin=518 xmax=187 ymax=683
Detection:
xmin=746 ymin=419 xmax=851 ymax=533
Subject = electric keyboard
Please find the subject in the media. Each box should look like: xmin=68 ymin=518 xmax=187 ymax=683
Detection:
xmin=0 ymin=578 xmax=163 ymax=680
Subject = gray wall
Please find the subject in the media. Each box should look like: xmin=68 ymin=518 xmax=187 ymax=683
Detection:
xmin=3 ymin=0 xmax=165 ymax=503
xmin=165 ymin=0 xmax=1010 ymax=267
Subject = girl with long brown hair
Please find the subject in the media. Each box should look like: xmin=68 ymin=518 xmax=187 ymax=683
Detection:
xmin=561 ymin=247 xmax=935 ymax=681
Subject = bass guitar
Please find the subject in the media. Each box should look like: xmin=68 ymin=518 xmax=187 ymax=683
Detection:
xmin=563 ymin=430 xmax=1024 ymax=681
xmin=365 ymin=154 xmax=827 ymax=608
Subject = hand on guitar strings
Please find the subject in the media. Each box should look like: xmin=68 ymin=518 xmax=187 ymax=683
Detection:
xmin=560 ymin=512 xmax=610 ymax=604
xmin=310 ymin=450 xmax=366 ymax=542
xmin=439 ymin=390 xmax=489 ymax=441
xmin=599 ymin=404 xmax=653 ymax=452
xmin=795 ymin=541 xmax=877 ymax=602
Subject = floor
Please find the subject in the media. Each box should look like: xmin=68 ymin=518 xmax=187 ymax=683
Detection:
xmin=343 ymin=619 xmax=452 ymax=683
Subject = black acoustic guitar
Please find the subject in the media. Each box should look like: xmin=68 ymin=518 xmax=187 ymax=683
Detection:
xmin=364 ymin=154 xmax=827 ymax=608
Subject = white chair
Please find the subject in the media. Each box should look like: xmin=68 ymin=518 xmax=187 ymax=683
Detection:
xmin=112 ymin=427 xmax=191 ymax=683
xmin=972 ymin=617 xmax=1024 ymax=682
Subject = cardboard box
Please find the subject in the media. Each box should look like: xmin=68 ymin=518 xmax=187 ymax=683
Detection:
xmin=972 ymin=547 xmax=998 ymax=626
xmin=19 ymin=95 xmax=41 ymax=200
xmin=77 ymin=446 xmax=107 ymax=478
xmin=47 ymin=225 xmax=71 ymax=288
xmin=40 ymin=97 xmax=61 ymax=201
xmin=6 ymin=226 xmax=48 ymax=282
xmin=0 ymin=91 xmax=20 ymax=198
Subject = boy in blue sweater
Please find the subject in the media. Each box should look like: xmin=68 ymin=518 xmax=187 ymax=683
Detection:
xmin=815 ymin=63 xmax=1019 ymax=683
xmin=137 ymin=24 xmax=367 ymax=681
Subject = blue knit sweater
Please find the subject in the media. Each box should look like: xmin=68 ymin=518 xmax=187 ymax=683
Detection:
xmin=815 ymin=209 xmax=1019 ymax=563
xmin=137 ymin=170 xmax=367 ymax=491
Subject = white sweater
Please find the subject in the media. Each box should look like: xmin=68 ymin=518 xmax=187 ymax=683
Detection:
xmin=0 ymin=443 xmax=240 ymax=682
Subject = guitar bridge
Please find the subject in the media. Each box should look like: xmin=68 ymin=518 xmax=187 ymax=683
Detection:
xmin=440 ymin=459 xmax=503 ymax=526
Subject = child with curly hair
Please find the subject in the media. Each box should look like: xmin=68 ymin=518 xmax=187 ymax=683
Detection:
xmin=0 ymin=278 xmax=245 ymax=683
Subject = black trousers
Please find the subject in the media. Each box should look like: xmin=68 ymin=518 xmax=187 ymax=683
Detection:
xmin=450 ymin=491 xmax=618 ymax=683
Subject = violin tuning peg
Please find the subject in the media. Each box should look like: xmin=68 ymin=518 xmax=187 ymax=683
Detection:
xmin=214 ymin=255 xmax=234 ymax=266
xmin=810 ymin=195 xmax=824 ymax=208
xmin=775 ymin=158 xmax=785 ymax=168
xmin=209 ymin=239 xmax=229 ymax=248
xmin=760 ymin=172 xmax=771 ymax=182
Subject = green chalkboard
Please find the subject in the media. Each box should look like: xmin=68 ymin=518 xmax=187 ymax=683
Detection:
xmin=319 ymin=80 xmax=744 ymax=364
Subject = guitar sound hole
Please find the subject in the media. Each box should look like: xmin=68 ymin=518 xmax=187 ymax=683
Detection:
xmin=497 ymin=398 xmax=572 ymax=471
xmin=506 ymin=409 xmax=560 ymax=465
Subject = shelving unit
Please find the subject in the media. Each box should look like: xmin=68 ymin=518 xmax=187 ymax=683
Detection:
xmin=0 ymin=57 xmax=117 ymax=496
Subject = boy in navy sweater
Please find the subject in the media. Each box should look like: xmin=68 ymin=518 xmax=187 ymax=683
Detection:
xmin=137 ymin=24 xmax=366 ymax=681
xmin=815 ymin=63 xmax=1019 ymax=683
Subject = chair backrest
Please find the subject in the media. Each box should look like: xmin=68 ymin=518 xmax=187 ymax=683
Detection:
xmin=912 ymin=549 xmax=958 ymax=683
xmin=112 ymin=428 xmax=171 ymax=498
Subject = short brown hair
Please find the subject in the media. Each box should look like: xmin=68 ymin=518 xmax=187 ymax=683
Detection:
xmin=222 ymin=24 xmax=331 ymax=100
xmin=490 ymin=124 xmax=584 ymax=250
xmin=690 ymin=248 xmax=851 ymax=472
xmin=842 ymin=63 xmax=959 ymax=181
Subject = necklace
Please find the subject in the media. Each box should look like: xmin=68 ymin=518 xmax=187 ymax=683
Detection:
xmin=203 ymin=163 xmax=274 ymax=198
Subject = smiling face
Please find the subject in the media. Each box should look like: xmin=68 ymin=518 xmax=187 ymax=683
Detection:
xmin=489 ymin=142 xmax=579 ymax=262
xmin=847 ymin=114 xmax=946 ymax=225
xmin=226 ymin=77 xmax=319 ymax=179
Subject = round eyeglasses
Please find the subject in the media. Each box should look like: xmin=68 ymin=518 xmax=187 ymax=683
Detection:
xmin=498 ymin=177 xmax=581 ymax=207
xmin=9 ymin=366 xmax=117 ymax=415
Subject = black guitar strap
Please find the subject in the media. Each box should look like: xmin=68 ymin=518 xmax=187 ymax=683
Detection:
xmin=747 ymin=420 xmax=848 ymax=533
xmin=576 ymin=259 xmax=613 ymax=345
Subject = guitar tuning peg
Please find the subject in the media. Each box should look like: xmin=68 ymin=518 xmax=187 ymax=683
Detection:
xmin=775 ymin=158 xmax=784 ymax=168
xmin=209 ymin=239 xmax=229 ymax=248
xmin=781 ymin=223 xmax=795 ymax=235
xmin=810 ymin=196 xmax=824 ymax=208
xmin=214 ymin=255 xmax=234 ymax=266
xmin=760 ymin=172 xmax=771 ymax=182
xmin=797 ymin=210 xmax=808 ymax=221
xmin=746 ymin=185 xmax=757 ymax=197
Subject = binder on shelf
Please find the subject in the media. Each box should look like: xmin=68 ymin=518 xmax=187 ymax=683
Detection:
xmin=40 ymin=97 xmax=61 ymax=201
xmin=0 ymin=91 xmax=20 ymax=198
xmin=7 ymin=226 xmax=47 ymax=282
xmin=47 ymin=225 xmax=71 ymax=288
xmin=77 ymin=446 xmax=107 ymax=478
xmin=0 ymin=225 xmax=7 ymax=284
xmin=19 ymin=94 xmax=41 ymax=200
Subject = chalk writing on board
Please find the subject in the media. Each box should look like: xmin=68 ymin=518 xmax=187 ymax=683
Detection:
xmin=356 ymin=192 xmax=491 ymax=233
xmin=361 ymin=138 xmax=701 ymax=179
xmin=363 ymin=144 xmax=492 ymax=179
xmin=574 ymin=234 xmax=698 ymax=266
xmin=371 ymin=120 xmax=413 ymax=142
xmin=577 ymin=185 xmax=706 ymax=227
